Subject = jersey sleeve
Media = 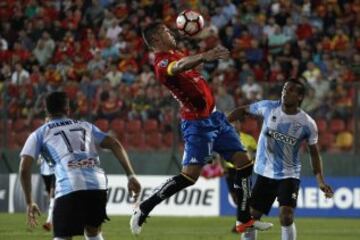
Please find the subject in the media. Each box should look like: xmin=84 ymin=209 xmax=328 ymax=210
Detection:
xmin=20 ymin=131 xmax=42 ymax=159
xmin=155 ymin=53 xmax=179 ymax=79
xmin=307 ymin=119 xmax=318 ymax=145
xmin=249 ymin=100 xmax=279 ymax=117
xmin=91 ymin=124 xmax=108 ymax=145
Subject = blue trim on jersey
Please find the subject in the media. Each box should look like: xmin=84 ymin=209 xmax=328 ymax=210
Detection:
xmin=255 ymin=130 xmax=267 ymax=175
xmin=34 ymin=126 xmax=47 ymax=158
xmin=273 ymin=123 xmax=291 ymax=178
xmin=46 ymin=144 xmax=73 ymax=195
xmin=249 ymin=100 xmax=280 ymax=117
xmin=92 ymin=125 xmax=107 ymax=144
xmin=81 ymin=168 xmax=101 ymax=189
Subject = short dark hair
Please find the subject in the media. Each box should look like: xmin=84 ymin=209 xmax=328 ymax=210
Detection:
xmin=46 ymin=91 xmax=69 ymax=116
xmin=142 ymin=22 xmax=163 ymax=47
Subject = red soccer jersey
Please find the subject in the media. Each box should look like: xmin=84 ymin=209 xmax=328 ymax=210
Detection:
xmin=154 ymin=50 xmax=215 ymax=120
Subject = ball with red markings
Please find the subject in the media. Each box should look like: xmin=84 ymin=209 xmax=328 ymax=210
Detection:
xmin=176 ymin=10 xmax=205 ymax=36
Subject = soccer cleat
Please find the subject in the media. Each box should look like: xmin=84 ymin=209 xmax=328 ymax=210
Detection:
xmin=42 ymin=222 xmax=52 ymax=231
xmin=253 ymin=220 xmax=273 ymax=231
xmin=236 ymin=219 xmax=273 ymax=233
xmin=130 ymin=206 xmax=148 ymax=235
xmin=236 ymin=219 xmax=255 ymax=233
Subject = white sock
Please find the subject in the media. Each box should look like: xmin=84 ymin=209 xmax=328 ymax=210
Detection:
xmin=281 ymin=223 xmax=296 ymax=240
xmin=241 ymin=228 xmax=257 ymax=240
xmin=84 ymin=232 xmax=104 ymax=240
xmin=47 ymin=198 xmax=55 ymax=223
xmin=53 ymin=238 xmax=70 ymax=240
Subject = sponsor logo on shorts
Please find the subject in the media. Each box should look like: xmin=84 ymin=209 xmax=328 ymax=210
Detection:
xmin=189 ymin=157 xmax=198 ymax=164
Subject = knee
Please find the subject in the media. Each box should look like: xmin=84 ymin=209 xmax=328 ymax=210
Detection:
xmin=231 ymin=152 xmax=253 ymax=169
xmin=84 ymin=226 xmax=100 ymax=237
xmin=279 ymin=208 xmax=294 ymax=226
xmin=250 ymin=207 xmax=262 ymax=220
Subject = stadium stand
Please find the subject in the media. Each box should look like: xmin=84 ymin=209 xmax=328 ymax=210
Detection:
xmin=0 ymin=0 xmax=359 ymax=152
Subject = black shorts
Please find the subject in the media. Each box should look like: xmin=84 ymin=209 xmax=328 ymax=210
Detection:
xmin=53 ymin=190 xmax=109 ymax=238
xmin=225 ymin=167 xmax=236 ymax=194
xmin=41 ymin=174 xmax=55 ymax=194
xmin=250 ymin=175 xmax=300 ymax=215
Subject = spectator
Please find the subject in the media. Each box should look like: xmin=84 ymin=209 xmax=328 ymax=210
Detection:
xmin=11 ymin=63 xmax=30 ymax=85
xmin=216 ymin=86 xmax=235 ymax=113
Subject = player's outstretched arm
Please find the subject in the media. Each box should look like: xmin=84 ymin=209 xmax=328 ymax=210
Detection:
xmin=100 ymin=136 xmax=141 ymax=200
xmin=227 ymin=105 xmax=251 ymax=122
xmin=308 ymin=144 xmax=334 ymax=198
xmin=169 ymin=45 xmax=230 ymax=75
xmin=19 ymin=155 xmax=41 ymax=228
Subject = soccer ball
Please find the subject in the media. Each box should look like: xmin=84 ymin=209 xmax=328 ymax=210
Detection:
xmin=176 ymin=10 xmax=204 ymax=36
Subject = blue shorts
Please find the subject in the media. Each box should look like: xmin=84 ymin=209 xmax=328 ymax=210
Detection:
xmin=181 ymin=111 xmax=246 ymax=166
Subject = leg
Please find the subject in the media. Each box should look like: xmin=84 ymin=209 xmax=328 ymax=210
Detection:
xmin=42 ymin=174 xmax=55 ymax=230
xmin=53 ymin=237 xmax=72 ymax=240
xmin=131 ymin=119 xmax=216 ymax=235
xmin=280 ymin=206 xmax=296 ymax=240
xmin=84 ymin=225 xmax=104 ymax=240
xmin=277 ymin=178 xmax=300 ymax=240
xmin=231 ymin=151 xmax=253 ymax=224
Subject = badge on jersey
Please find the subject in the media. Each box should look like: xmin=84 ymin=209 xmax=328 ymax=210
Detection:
xmin=159 ymin=59 xmax=169 ymax=67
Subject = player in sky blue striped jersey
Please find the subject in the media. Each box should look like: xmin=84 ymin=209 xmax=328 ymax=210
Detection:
xmin=228 ymin=79 xmax=334 ymax=240
xmin=19 ymin=91 xmax=141 ymax=240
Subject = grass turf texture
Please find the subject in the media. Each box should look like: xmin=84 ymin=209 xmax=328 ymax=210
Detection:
xmin=0 ymin=214 xmax=359 ymax=240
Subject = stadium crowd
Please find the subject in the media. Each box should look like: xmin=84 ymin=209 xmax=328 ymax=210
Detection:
xmin=0 ymin=0 xmax=359 ymax=151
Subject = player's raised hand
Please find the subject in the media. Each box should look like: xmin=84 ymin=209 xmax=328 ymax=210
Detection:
xmin=203 ymin=45 xmax=230 ymax=61
xmin=26 ymin=202 xmax=41 ymax=228
xmin=128 ymin=177 xmax=141 ymax=201
xmin=319 ymin=182 xmax=334 ymax=198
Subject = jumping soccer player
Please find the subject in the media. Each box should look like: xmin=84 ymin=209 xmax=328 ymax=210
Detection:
xmin=130 ymin=22 xmax=273 ymax=235
xmin=19 ymin=91 xmax=141 ymax=240
xmin=228 ymin=80 xmax=334 ymax=240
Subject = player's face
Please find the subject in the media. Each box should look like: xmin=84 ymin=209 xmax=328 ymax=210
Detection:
xmin=281 ymin=82 xmax=301 ymax=107
xmin=158 ymin=25 xmax=176 ymax=48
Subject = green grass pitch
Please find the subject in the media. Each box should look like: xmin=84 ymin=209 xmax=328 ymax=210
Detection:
xmin=0 ymin=213 xmax=359 ymax=240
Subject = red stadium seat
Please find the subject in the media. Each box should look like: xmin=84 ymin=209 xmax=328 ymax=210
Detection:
xmin=163 ymin=132 xmax=174 ymax=148
xmin=315 ymin=118 xmax=327 ymax=133
xmin=126 ymin=133 xmax=147 ymax=150
xmin=318 ymin=132 xmax=335 ymax=151
xmin=7 ymin=133 xmax=19 ymax=150
xmin=329 ymin=119 xmax=345 ymax=134
xmin=0 ymin=120 xmax=12 ymax=132
xmin=146 ymin=132 xmax=163 ymax=149
xmin=16 ymin=131 xmax=30 ymax=146
xmin=95 ymin=119 xmax=109 ymax=132
xmin=126 ymin=120 xmax=141 ymax=134
xmin=346 ymin=118 xmax=354 ymax=132
xmin=110 ymin=118 xmax=125 ymax=135
xmin=13 ymin=119 xmax=27 ymax=132
xmin=32 ymin=118 xmax=44 ymax=130
xmin=143 ymin=119 xmax=158 ymax=133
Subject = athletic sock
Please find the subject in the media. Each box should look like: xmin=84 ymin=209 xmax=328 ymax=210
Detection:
xmin=281 ymin=223 xmax=296 ymax=240
xmin=140 ymin=173 xmax=195 ymax=214
xmin=241 ymin=228 xmax=257 ymax=240
xmin=46 ymin=198 xmax=55 ymax=223
xmin=84 ymin=232 xmax=104 ymax=240
xmin=235 ymin=165 xmax=253 ymax=223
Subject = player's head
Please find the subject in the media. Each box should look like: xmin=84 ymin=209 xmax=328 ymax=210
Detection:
xmin=46 ymin=91 xmax=69 ymax=117
xmin=281 ymin=79 xmax=306 ymax=107
xmin=142 ymin=22 xmax=176 ymax=50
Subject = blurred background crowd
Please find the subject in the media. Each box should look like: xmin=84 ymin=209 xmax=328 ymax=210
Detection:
xmin=0 ymin=0 xmax=359 ymax=152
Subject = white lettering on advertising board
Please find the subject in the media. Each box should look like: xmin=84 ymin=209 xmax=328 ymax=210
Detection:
xmin=273 ymin=187 xmax=360 ymax=209
xmin=106 ymin=175 xmax=219 ymax=216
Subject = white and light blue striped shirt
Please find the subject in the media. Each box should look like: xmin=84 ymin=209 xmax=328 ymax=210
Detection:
xmin=20 ymin=118 xmax=108 ymax=198
xmin=249 ymin=100 xmax=318 ymax=179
